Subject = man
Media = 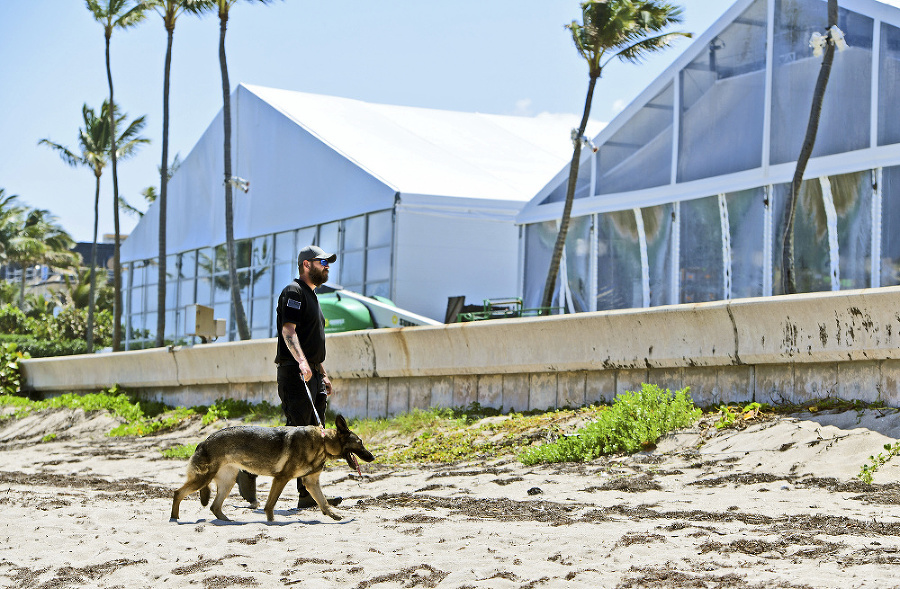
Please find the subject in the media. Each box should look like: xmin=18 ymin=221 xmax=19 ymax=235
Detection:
xmin=236 ymin=244 xmax=342 ymax=510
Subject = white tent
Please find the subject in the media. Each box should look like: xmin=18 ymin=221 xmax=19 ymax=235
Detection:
xmin=122 ymin=84 xmax=601 ymax=346
xmin=518 ymin=0 xmax=900 ymax=313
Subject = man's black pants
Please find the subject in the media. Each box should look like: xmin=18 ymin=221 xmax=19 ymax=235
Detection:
xmin=277 ymin=363 xmax=328 ymax=495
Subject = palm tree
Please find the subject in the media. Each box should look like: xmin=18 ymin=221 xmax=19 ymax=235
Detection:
xmin=0 ymin=190 xmax=23 ymax=263
xmin=780 ymin=0 xmax=839 ymax=294
xmin=198 ymin=0 xmax=275 ymax=340
xmin=541 ymin=0 xmax=690 ymax=310
xmin=145 ymin=1 xmax=213 ymax=347
xmin=4 ymin=208 xmax=79 ymax=309
xmin=0 ymin=191 xmax=26 ymax=307
xmin=40 ymin=104 xmax=108 ymax=352
xmin=40 ymin=101 xmax=149 ymax=352
xmin=86 ymin=0 xmax=148 ymax=351
xmin=62 ymin=267 xmax=114 ymax=311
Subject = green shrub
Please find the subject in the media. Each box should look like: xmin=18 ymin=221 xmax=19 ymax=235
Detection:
xmin=0 ymin=334 xmax=88 ymax=357
xmin=519 ymin=384 xmax=701 ymax=465
xmin=0 ymin=282 xmax=17 ymax=306
xmin=0 ymin=342 xmax=29 ymax=396
xmin=0 ymin=304 xmax=27 ymax=334
xmin=200 ymin=397 xmax=282 ymax=425
xmin=45 ymin=306 xmax=114 ymax=347
xmin=0 ymin=302 xmax=114 ymax=352
xmin=34 ymin=390 xmax=145 ymax=422
xmin=23 ymin=294 xmax=62 ymax=319
xmin=161 ymin=443 xmax=198 ymax=459
xmin=109 ymin=407 xmax=196 ymax=437
xmin=0 ymin=385 xmax=198 ymax=436
xmin=0 ymin=392 xmax=31 ymax=409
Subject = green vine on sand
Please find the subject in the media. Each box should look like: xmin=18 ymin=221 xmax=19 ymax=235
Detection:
xmin=715 ymin=402 xmax=762 ymax=430
xmin=858 ymin=441 xmax=900 ymax=484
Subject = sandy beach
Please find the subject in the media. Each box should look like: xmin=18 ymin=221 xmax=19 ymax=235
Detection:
xmin=3 ymin=406 xmax=900 ymax=588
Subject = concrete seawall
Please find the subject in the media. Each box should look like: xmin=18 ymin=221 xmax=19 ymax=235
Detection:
xmin=20 ymin=287 xmax=900 ymax=418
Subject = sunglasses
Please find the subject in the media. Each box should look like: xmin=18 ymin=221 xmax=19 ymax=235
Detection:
xmin=314 ymin=258 xmax=330 ymax=268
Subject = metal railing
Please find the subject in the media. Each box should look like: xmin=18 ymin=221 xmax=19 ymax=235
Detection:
xmin=455 ymin=297 xmax=563 ymax=322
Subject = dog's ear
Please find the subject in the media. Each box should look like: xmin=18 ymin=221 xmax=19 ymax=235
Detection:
xmin=335 ymin=414 xmax=349 ymax=433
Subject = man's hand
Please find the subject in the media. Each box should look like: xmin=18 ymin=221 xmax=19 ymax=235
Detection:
xmin=323 ymin=375 xmax=333 ymax=395
xmin=298 ymin=360 xmax=313 ymax=382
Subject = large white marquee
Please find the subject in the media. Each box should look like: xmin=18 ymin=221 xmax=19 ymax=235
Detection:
xmin=121 ymin=84 xmax=599 ymax=346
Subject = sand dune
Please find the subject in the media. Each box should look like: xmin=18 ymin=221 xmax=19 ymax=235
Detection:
xmin=3 ymin=407 xmax=900 ymax=588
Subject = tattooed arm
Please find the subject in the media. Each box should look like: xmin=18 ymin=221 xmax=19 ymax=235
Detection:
xmin=281 ymin=322 xmax=312 ymax=382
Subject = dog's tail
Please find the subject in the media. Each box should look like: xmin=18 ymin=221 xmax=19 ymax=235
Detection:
xmin=187 ymin=442 xmax=213 ymax=505
xmin=187 ymin=441 xmax=213 ymax=474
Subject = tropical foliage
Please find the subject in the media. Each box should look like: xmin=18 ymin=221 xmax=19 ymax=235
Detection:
xmin=0 ymin=303 xmax=115 ymax=357
xmin=61 ymin=268 xmax=115 ymax=312
xmin=0 ymin=191 xmax=80 ymax=308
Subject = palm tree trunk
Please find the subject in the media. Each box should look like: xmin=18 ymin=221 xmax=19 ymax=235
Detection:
xmin=18 ymin=269 xmax=26 ymax=309
xmin=155 ymin=23 xmax=175 ymax=348
xmin=219 ymin=11 xmax=250 ymax=340
xmin=105 ymin=32 xmax=123 ymax=351
xmin=86 ymin=173 xmax=101 ymax=353
xmin=540 ymin=74 xmax=598 ymax=311
xmin=781 ymin=0 xmax=838 ymax=294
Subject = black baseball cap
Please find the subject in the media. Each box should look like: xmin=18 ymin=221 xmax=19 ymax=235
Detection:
xmin=298 ymin=245 xmax=337 ymax=265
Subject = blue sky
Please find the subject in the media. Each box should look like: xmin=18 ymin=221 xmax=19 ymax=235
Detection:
xmin=0 ymin=0 xmax=728 ymax=242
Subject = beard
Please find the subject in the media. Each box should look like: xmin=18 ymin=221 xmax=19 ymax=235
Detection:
xmin=308 ymin=265 xmax=329 ymax=287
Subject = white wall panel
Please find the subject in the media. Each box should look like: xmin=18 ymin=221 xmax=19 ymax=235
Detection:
xmin=394 ymin=205 xmax=520 ymax=321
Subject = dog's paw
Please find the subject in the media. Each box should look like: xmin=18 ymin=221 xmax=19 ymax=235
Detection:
xmin=328 ymin=511 xmax=342 ymax=521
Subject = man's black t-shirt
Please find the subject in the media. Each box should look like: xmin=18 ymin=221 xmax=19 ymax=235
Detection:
xmin=275 ymin=279 xmax=326 ymax=366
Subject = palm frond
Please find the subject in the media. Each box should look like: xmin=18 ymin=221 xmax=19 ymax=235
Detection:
xmin=168 ymin=153 xmax=183 ymax=179
xmin=38 ymin=140 xmax=83 ymax=168
xmin=84 ymin=0 xmax=104 ymax=17
xmin=120 ymin=191 xmax=149 ymax=218
xmin=610 ymin=31 xmax=692 ymax=65
xmin=116 ymin=2 xmax=149 ymax=28
xmin=0 ymin=189 xmax=21 ymax=212
xmin=86 ymin=0 xmax=148 ymax=29
xmin=40 ymin=101 xmax=113 ymax=175
xmin=182 ymin=0 xmax=217 ymax=15
xmin=117 ymin=113 xmax=148 ymax=141
xmin=571 ymin=0 xmax=691 ymax=75
xmin=116 ymin=114 xmax=151 ymax=160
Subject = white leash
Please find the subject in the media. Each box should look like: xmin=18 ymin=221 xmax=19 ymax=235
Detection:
xmin=301 ymin=376 xmax=326 ymax=433
xmin=303 ymin=374 xmax=363 ymax=479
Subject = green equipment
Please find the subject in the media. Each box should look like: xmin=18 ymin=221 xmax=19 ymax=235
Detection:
xmin=317 ymin=284 xmax=442 ymax=333
xmin=454 ymin=297 xmax=562 ymax=322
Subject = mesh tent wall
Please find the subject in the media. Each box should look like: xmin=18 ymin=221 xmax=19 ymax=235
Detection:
xmin=517 ymin=0 xmax=900 ymax=313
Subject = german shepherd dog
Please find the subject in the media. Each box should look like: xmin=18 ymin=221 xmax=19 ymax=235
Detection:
xmin=170 ymin=415 xmax=374 ymax=522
